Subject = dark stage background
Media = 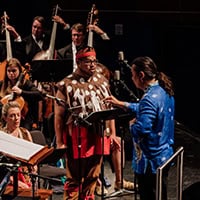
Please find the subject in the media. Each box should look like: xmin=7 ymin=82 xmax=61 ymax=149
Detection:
xmin=1 ymin=0 xmax=200 ymax=133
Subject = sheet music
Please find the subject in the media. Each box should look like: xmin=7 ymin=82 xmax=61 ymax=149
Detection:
xmin=0 ymin=131 xmax=44 ymax=161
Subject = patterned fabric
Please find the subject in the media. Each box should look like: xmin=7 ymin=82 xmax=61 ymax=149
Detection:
xmin=129 ymin=82 xmax=175 ymax=174
xmin=56 ymin=67 xmax=112 ymax=159
xmin=57 ymin=68 xmax=111 ymax=119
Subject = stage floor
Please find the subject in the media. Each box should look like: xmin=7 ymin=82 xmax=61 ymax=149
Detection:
xmin=47 ymin=121 xmax=200 ymax=199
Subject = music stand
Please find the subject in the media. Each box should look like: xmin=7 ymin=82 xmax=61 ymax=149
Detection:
xmin=0 ymin=165 xmax=17 ymax=198
xmin=105 ymin=111 xmax=136 ymax=199
xmin=84 ymin=108 xmax=135 ymax=126
xmin=83 ymin=108 xmax=129 ymax=199
xmin=0 ymin=147 xmax=54 ymax=200
xmin=84 ymin=108 xmax=136 ymax=199
xmin=31 ymin=59 xmax=73 ymax=82
xmin=84 ymin=109 xmax=117 ymax=122
xmin=2 ymin=170 xmax=57 ymax=200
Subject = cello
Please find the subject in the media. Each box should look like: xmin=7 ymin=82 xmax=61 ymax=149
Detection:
xmin=0 ymin=11 xmax=13 ymax=80
xmin=0 ymin=65 xmax=30 ymax=118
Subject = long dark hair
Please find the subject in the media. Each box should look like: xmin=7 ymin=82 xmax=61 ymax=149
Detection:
xmin=131 ymin=56 xmax=174 ymax=96
xmin=0 ymin=58 xmax=23 ymax=97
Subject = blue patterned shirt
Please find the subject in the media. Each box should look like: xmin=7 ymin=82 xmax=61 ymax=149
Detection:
xmin=128 ymin=82 xmax=175 ymax=174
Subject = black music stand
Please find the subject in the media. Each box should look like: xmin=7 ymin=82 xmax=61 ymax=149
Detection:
xmin=84 ymin=108 xmax=122 ymax=123
xmin=105 ymin=109 xmax=136 ymax=199
xmin=1 ymin=169 xmax=61 ymax=200
xmin=0 ymin=147 xmax=54 ymax=200
xmin=31 ymin=59 xmax=73 ymax=82
xmin=83 ymin=108 xmax=130 ymax=199
xmin=0 ymin=155 xmax=20 ymax=199
xmin=0 ymin=164 xmax=18 ymax=198
xmin=84 ymin=108 xmax=136 ymax=199
xmin=84 ymin=108 xmax=135 ymax=126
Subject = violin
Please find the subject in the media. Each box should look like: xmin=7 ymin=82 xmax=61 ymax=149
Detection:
xmin=0 ymin=66 xmax=30 ymax=117
xmin=87 ymin=4 xmax=99 ymax=48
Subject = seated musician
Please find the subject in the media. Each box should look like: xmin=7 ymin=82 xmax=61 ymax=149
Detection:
xmin=0 ymin=101 xmax=37 ymax=189
xmin=0 ymin=58 xmax=44 ymax=130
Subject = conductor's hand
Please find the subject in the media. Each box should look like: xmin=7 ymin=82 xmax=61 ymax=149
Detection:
xmin=104 ymin=95 xmax=124 ymax=108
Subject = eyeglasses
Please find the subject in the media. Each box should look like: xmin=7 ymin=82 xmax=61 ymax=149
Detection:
xmin=82 ymin=59 xmax=98 ymax=65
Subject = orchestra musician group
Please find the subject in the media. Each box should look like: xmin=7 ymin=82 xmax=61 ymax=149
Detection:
xmin=0 ymin=5 xmax=112 ymax=133
xmin=0 ymin=4 xmax=137 ymax=200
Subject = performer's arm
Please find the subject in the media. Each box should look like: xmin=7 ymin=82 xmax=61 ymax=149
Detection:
xmin=106 ymin=120 xmax=120 ymax=150
xmin=54 ymin=90 xmax=66 ymax=149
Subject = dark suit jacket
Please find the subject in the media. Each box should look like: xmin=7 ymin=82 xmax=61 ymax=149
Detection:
xmin=15 ymin=33 xmax=50 ymax=65
xmin=56 ymin=36 xmax=114 ymax=71
xmin=56 ymin=43 xmax=73 ymax=60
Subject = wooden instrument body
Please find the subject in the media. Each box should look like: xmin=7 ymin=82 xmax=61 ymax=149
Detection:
xmin=0 ymin=60 xmax=7 ymax=81
xmin=0 ymin=67 xmax=30 ymax=118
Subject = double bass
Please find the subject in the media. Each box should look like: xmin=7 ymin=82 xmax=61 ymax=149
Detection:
xmin=0 ymin=11 xmax=13 ymax=80
xmin=32 ymin=4 xmax=59 ymax=60
xmin=87 ymin=4 xmax=99 ymax=48
xmin=86 ymin=5 xmax=112 ymax=81
xmin=32 ymin=5 xmax=60 ymax=121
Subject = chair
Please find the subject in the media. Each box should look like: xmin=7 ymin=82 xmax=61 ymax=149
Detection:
xmin=30 ymin=130 xmax=66 ymax=191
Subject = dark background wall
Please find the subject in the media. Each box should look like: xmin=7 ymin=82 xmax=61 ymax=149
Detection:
xmin=1 ymin=0 xmax=200 ymax=133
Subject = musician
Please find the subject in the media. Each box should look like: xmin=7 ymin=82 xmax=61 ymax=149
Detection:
xmin=104 ymin=56 xmax=175 ymax=200
xmin=6 ymin=15 xmax=70 ymax=65
xmin=54 ymin=46 xmax=117 ymax=199
xmin=56 ymin=22 xmax=110 ymax=72
xmin=0 ymin=58 xmax=43 ymax=130
xmin=0 ymin=101 xmax=37 ymax=189
xmin=56 ymin=22 xmax=135 ymax=195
